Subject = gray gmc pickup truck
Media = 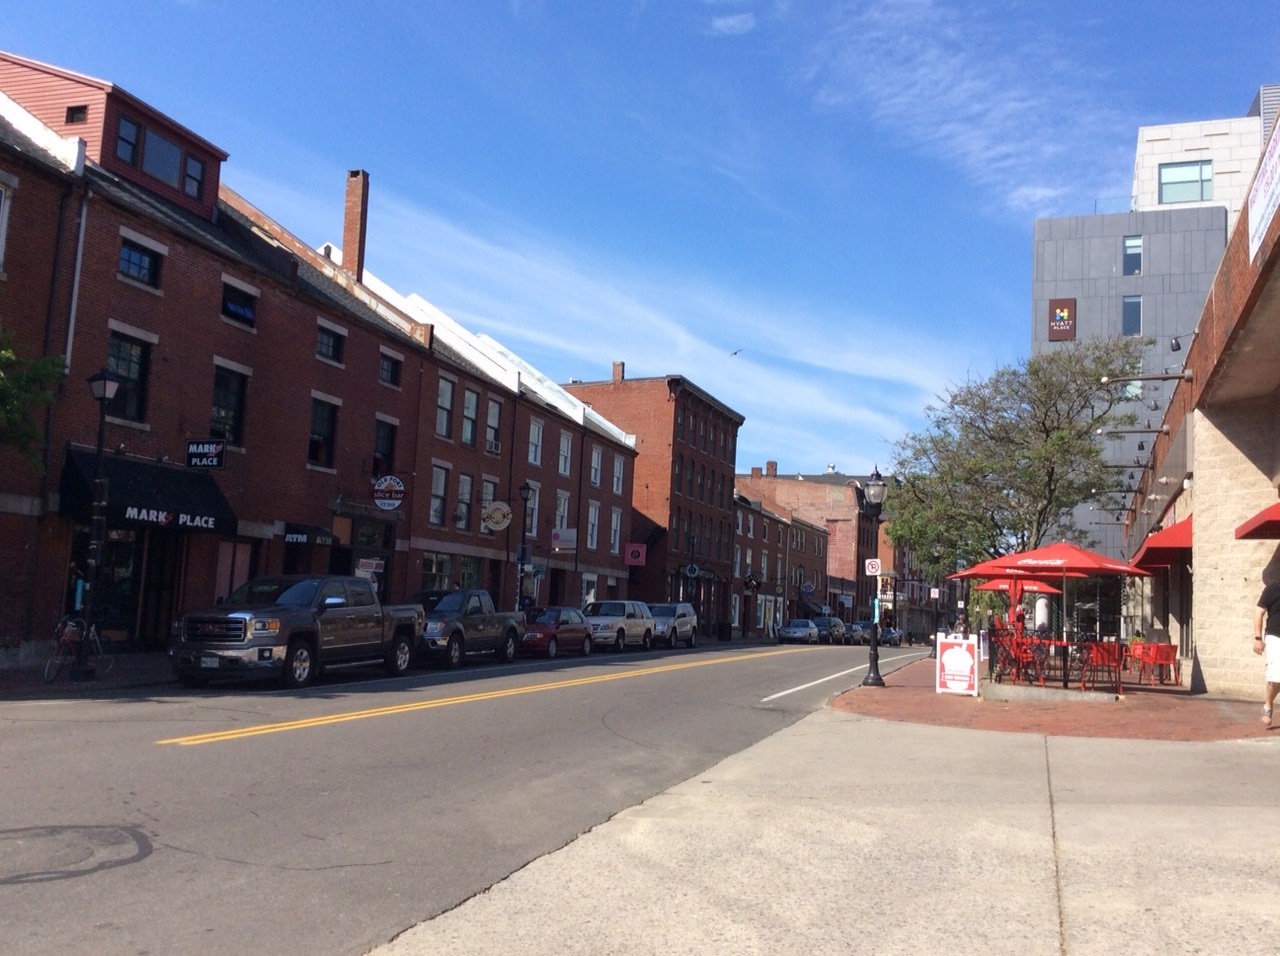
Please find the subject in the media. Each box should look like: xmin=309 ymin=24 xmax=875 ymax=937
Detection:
xmin=171 ymin=575 xmax=424 ymax=689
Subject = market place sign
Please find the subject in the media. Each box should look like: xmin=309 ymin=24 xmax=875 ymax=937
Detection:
xmin=186 ymin=440 xmax=226 ymax=469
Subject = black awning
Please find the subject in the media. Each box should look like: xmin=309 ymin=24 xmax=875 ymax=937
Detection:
xmin=799 ymin=600 xmax=826 ymax=618
xmin=60 ymin=448 xmax=237 ymax=535
xmin=283 ymin=523 xmax=337 ymax=547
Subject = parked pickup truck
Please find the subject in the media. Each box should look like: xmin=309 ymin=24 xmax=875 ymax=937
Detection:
xmin=410 ymin=589 xmax=525 ymax=668
xmin=171 ymin=575 xmax=425 ymax=689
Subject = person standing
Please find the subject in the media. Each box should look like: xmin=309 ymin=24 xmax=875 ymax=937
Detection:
xmin=1253 ymin=577 xmax=1280 ymax=727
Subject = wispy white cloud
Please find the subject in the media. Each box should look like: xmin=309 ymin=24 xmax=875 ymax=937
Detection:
xmin=708 ymin=13 xmax=757 ymax=36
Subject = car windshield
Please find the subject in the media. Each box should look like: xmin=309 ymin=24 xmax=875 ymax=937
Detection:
xmin=648 ymin=604 xmax=677 ymax=617
xmin=422 ymin=591 xmax=465 ymax=613
xmin=225 ymin=577 xmax=321 ymax=608
xmin=583 ymin=601 xmax=625 ymax=617
xmin=531 ymin=608 xmax=559 ymax=625
xmin=786 ymin=619 xmax=810 ymax=628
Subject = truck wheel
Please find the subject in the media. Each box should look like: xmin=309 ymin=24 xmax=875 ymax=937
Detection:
xmin=443 ymin=635 xmax=463 ymax=669
xmin=614 ymin=629 xmax=626 ymax=653
xmin=495 ymin=631 xmax=517 ymax=664
xmin=385 ymin=632 xmax=413 ymax=676
xmin=281 ymin=638 xmax=314 ymax=689
xmin=546 ymin=637 xmax=558 ymax=659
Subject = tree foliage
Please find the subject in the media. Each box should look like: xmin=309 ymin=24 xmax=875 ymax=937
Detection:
xmin=0 ymin=326 xmax=65 ymax=468
xmin=888 ymin=337 xmax=1147 ymax=577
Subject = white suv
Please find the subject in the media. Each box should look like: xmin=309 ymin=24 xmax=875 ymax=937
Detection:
xmin=648 ymin=602 xmax=698 ymax=648
xmin=582 ymin=600 xmax=654 ymax=652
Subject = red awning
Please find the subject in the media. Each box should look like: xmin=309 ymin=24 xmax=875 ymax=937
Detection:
xmin=1132 ymin=515 xmax=1193 ymax=569
xmin=1235 ymin=501 xmax=1280 ymax=540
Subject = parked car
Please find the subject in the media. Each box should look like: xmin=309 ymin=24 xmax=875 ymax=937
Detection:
xmin=520 ymin=606 xmax=593 ymax=658
xmin=649 ymin=602 xmax=698 ymax=648
xmin=882 ymin=627 xmax=903 ymax=647
xmin=812 ymin=616 xmax=847 ymax=645
xmin=409 ymin=589 xmax=526 ymax=668
xmin=851 ymin=620 xmax=878 ymax=645
xmin=582 ymin=600 xmax=655 ymax=652
xmin=779 ymin=618 xmax=819 ymax=644
xmin=845 ymin=623 xmax=865 ymax=645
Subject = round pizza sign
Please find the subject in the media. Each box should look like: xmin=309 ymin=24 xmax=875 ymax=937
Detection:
xmin=372 ymin=474 xmax=405 ymax=511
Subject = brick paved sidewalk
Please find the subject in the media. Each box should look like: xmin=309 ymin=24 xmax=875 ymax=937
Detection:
xmin=833 ymin=656 xmax=1271 ymax=742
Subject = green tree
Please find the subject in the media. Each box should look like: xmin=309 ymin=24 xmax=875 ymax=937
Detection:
xmin=888 ymin=337 xmax=1147 ymax=574
xmin=0 ymin=327 xmax=65 ymax=468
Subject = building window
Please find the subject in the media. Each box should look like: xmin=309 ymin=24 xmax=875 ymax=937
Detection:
xmin=556 ymin=490 xmax=570 ymax=530
xmin=308 ymin=399 xmax=338 ymax=467
xmin=587 ymin=502 xmax=600 ymax=550
xmin=184 ymin=155 xmax=205 ymax=199
xmin=558 ymin=431 xmax=572 ymax=476
xmin=1123 ymin=235 xmax=1142 ymax=277
xmin=1159 ymin=160 xmax=1212 ymax=204
xmin=734 ymin=544 xmax=741 ymax=577
xmin=1122 ymin=295 xmax=1142 ymax=336
xmin=613 ymin=455 xmax=624 ymax=495
xmin=527 ymin=485 xmax=541 ymax=538
xmin=142 ymin=128 xmax=183 ymax=188
xmin=421 ymin=551 xmax=453 ymax=592
xmin=485 ymin=399 xmax=502 ymax=451
xmin=65 ymin=105 xmax=88 ymax=124
xmin=211 ymin=364 xmax=248 ymax=446
xmin=0 ymin=174 xmax=12 ymax=273
xmin=610 ymin=508 xmax=621 ymax=554
xmin=674 ymin=455 xmax=683 ymax=495
xmin=107 ymin=333 xmax=150 ymax=423
xmin=480 ymin=478 xmax=499 ymax=534
xmin=118 ymin=239 xmax=162 ymax=288
xmin=436 ymin=377 xmax=455 ymax=438
xmin=462 ymin=389 xmax=479 ymax=446
xmin=590 ymin=446 xmax=602 ymax=486
xmin=456 ymin=474 xmax=473 ymax=531
xmin=430 ymin=466 xmax=448 ymax=526
xmin=676 ymin=405 xmax=684 ymax=441
xmin=528 ymin=419 xmax=543 ymax=466
xmin=316 ymin=323 xmax=345 ymax=364
xmin=379 ymin=351 xmax=402 ymax=387
xmin=221 ymin=282 xmax=257 ymax=327
xmin=374 ymin=419 xmax=397 ymax=477
xmin=116 ymin=116 xmax=139 ymax=164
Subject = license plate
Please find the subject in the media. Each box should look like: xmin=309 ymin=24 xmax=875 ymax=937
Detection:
xmin=199 ymin=655 xmax=220 ymax=669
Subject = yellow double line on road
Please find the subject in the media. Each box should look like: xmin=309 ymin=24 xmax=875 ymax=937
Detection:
xmin=157 ymin=647 xmax=802 ymax=746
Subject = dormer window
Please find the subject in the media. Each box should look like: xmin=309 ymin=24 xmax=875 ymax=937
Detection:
xmin=116 ymin=116 xmax=139 ymax=164
xmin=184 ymin=156 xmax=205 ymax=199
xmin=142 ymin=129 xmax=182 ymax=187
xmin=65 ymin=105 xmax=88 ymax=124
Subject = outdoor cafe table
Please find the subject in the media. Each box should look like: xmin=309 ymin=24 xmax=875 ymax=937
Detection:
xmin=989 ymin=632 xmax=1124 ymax=692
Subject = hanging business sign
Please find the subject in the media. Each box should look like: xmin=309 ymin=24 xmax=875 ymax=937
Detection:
xmin=372 ymin=474 xmax=405 ymax=511
xmin=1048 ymin=298 xmax=1077 ymax=342
xmin=186 ymin=440 xmax=225 ymax=469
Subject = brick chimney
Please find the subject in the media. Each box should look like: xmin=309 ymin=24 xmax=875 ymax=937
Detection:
xmin=750 ymin=466 xmax=762 ymax=478
xmin=343 ymin=169 xmax=369 ymax=283
xmin=612 ymin=361 xmax=625 ymax=383
xmin=766 ymin=461 xmax=778 ymax=477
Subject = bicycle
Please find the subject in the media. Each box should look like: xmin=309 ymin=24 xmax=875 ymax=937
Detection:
xmin=43 ymin=616 xmax=114 ymax=683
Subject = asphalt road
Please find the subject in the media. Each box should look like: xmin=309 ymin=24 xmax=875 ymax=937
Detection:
xmin=0 ymin=641 xmax=907 ymax=956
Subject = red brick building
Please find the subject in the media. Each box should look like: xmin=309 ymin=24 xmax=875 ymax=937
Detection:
xmin=565 ymin=363 xmax=743 ymax=638
xmin=0 ymin=51 xmax=636 ymax=657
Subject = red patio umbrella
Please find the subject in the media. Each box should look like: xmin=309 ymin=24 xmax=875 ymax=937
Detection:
xmin=973 ymin=577 xmax=1062 ymax=595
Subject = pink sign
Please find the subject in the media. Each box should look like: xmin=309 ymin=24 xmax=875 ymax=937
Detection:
xmin=935 ymin=635 xmax=979 ymax=696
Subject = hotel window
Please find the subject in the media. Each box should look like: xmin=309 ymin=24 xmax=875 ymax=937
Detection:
xmin=1159 ymin=160 xmax=1212 ymax=203
xmin=107 ymin=332 xmax=151 ymax=423
xmin=613 ymin=455 xmax=624 ymax=494
xmin=1122 ymin=295 xmax=1142 ymax=336
xmin=118 ymin=238 xmax=163 ymax=288
xmin=485 ymin=399 xmax=502 ymax=452
xmin=436 ymin=377 xmax=455 ymax=438
xmin=211 ymin=363 xmax=248 ymax=446
xmin=558 ymin=431 xmax=572 ymax=476
xmin=373 ymin=418 xmax=397 ymax=477
xmin=221 ymin=280 xmax=257 ymax=327
xmin=462 ymin=389 xmax=479 ymax=446
xmin=480 ymin=478 xmax=499 ymax=534
xmin=308 ymin=398 xmax=339 ymax=468
xmin=1123 ymin=235 xmax=1142 ymax=277
xmin=316 ymin=321 xmax=346 ymax=364
xmin=115 ymin=116 xmax=140 ymax=164
xmin=455 ymin=474 xmax=473 ymax=531
xmin=429 ymin=466 xmax=449 ymax=526
xmin=610 ymin=508 xmax=621 ymax=554
xmin=587 ymin=501 xmax=600 ymax=550
xmin=590 ymin=446 xmax=602 ymax=486
xmin=379 ymin=349 xmax=403 ymax=388
xmin=528 ymin=419 xmax=543 ymax=466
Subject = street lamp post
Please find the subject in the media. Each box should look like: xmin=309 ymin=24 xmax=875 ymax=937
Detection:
xmin=861 ymin=467 xmax=888 ymax=688
xmin=516 ymin=481 xmax=532 ymax=612
xmin=72 ymin=368 xmax=120 ymax=682
xmin=795 ymin=563 xmax=805 ymax=618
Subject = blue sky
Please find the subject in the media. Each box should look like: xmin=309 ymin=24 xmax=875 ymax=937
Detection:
xmin=8 ymin=1 xmax=1278 ymax=474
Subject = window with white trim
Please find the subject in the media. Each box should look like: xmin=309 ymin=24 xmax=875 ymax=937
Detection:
xmin=0 ymin=171 xmax=14 ymax=274
xmin=590 ymin=446 xmax=602 ymax=486
xmin=528 ymin=419 xmax=543 ymax=466
xmin=558 ymin=431 xmax=572 ymax=476
xmin=610 ymin=507 xmax=621 ymax=554
xmin=613 ymin=455 xmax=624 ymax=494
xmin=556 ymin=490 xmax=570 ymax=529
xmin=587 ymin=501 xmax=600 ymax=550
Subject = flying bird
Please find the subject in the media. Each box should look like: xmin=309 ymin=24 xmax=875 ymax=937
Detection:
xmin=729 ymin=348 xmax=743 ymax=356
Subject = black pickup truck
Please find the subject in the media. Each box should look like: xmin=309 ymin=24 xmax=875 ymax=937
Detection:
xmin=171 ymin=575 xmax=424 ymax=688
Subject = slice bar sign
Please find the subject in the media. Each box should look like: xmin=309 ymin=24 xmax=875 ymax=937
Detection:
xmin=187 ymin=440 xmax=225 ymax=469
xmin=373 ymin=474 xmax=405 ymax=511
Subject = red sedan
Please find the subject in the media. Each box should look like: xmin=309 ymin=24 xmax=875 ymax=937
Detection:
xmin=519 ymin=606 xmax=594 ymax=658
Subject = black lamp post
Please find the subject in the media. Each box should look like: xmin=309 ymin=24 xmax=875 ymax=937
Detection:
xmin=861 ymin=466 xmax=888 ymax=688
xmin=516 ymin=481 xmax=532 ymax=612
xmin=795 ymin=563 xmax=805 ymax=618
xmin=72 ymin=368 xmax=120 ymax=682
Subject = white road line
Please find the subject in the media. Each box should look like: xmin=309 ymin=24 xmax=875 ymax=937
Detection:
xmin=760 ymin=664 xmax=868 ymax=702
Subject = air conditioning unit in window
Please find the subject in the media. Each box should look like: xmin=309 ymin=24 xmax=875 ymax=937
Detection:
xmin=485 ymin=439 xmax=501 ymax=454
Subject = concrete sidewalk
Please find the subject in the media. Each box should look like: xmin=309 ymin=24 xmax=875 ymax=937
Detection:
xmin=369 ymin=658 xmax=1279 ymax=956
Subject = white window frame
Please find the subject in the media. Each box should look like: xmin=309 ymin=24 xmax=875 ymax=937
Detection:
xmin=558 ymin=431 xmax=572 ymax=476
xmin=556 ymin=490 xmax=570 ymax=530
xmin=610 ymin=507 xmax=622 ymax=554
xmin=587 ymin=501 xmax=600 ymax=550
xmin=590 ymin=446 xmax=602 ymax=486
xmin=612 ymin=454 xmax=624 ymax=494
xmin=529 ymin=418 xmax=544 ymax=466
xmin=0 ymin=170 xmax=15 ymax=275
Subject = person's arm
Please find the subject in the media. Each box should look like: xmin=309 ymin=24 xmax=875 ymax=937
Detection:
xmin=1255 ymin=605 xmax=1267 ymax=654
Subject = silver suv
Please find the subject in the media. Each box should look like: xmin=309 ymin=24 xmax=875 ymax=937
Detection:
xmin=648 ymin=602 xmax=698 ymax=648
xmin=582 ymin=600 xmax=655 ymax=652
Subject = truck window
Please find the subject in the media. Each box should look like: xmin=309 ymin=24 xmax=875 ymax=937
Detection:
xmin=318 ymin=580 xmax=347 ymax=607
xmin=347 ymin=579 xmax=376 ymax=607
